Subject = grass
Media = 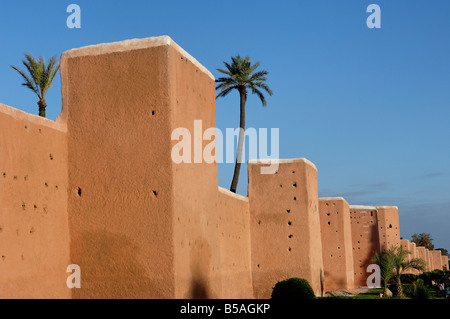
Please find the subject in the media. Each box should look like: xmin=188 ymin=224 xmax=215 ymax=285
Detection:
xmin=321 ymin=285 xmax=448 ymax=299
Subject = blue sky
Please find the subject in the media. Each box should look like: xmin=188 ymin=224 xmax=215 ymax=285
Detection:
xmin=0 ymin=1 xmax=449 ymax=251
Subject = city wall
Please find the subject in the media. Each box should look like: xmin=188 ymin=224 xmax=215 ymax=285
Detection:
xmin=0 ymin=36 xmax=447 ymax=298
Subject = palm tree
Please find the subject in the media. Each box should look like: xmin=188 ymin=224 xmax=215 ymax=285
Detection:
xmin=390 ymin=246 xmax=426 ymax=298
xmin=11 ymin=53 xmax=60 ymax=118
xmin=215 ymin=55 xmax=273 ymax=193
xmin=372 ymin=248 xmax=396 ymax=297
xmin=374 ymin=246 xmax=426 ymax=298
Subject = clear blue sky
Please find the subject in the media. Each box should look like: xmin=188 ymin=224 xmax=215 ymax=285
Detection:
xmin=0 ymin=1 xmax=449 ymax=251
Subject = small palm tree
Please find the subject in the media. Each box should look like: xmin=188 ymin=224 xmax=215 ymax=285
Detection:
xmin=373 ymin=248 xmax=396 ymax=297
xmin=390 ymin=246 xmax=426 ymax=298
xmin=216 ymin=55 xmax=273 ymax=193
xmin=374 ymin=246 xmax=426 ymax=298
xmin=11 ymin=53 xmax=60 ymax=118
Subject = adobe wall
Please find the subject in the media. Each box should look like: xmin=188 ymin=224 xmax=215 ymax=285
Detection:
xmin=349 ymin=205 xmax=379 ymax=287
xmin=401 ymin=240 xmax=411 ymax=262
xmin=318 ymin=197 xmax=354 ymax=291
xmin=376 ymin=206 xmax=400 ymax=251
xmin=409 ymin=242 xmax=419 ymax=275
xmin=401 ymin=239 xmax=418 ymax=275
xmin=426 ymin=249 xmax=432 ymax=272
xmin=217 ymin=188 xmax=254 ymax=298
xmin=248 ymin=159 xmax=324 ymax=298
xmin=442 ymin=256 xmax=449 ymax=270
xmin=60 ymin=37 xmax=187 ymax=298
xmin=416 ymin=247 xmax=427 ymax=272
xmin=166 ymin=40 xmax=224 ymax=299
xmin=0 ymin=35 xmax=446 ymax=298
xmin=59 ymin=36 xmax=255 ymax=299
xmin=0 ymin=104 xmax=70 ymax=298
xmin=410 ymin=242 xmax=417 ymax=259
xmin=430 ymin=251 xmax=443 ymax=271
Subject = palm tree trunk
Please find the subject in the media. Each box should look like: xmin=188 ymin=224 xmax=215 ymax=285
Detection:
xmin=230 ymin=88 xmax=246 ymax=193
xmin=396 ymin=276 xmax=403 ymax=297
xmin=38 ymin=99 xmax=46 ymax=118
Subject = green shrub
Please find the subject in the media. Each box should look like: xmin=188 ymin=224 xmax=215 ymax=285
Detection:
xmin=402 ymin=274 xmax=418 ymax=284
xmin=414 ymin=279 xmax=430 ymax=300
xmin=403 ymin=283 xmax=415 ymax=297
xmin=420 ymin=270 xmax=445 ymax=286
xmin=271 ymin=277 xmax=316 ymax=299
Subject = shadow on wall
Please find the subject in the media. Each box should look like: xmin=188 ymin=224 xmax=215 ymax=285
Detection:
xmin=186 ymin=237 xmax=212 ymax=299
xmin=71 ymin=230 xmax=167 ymax=299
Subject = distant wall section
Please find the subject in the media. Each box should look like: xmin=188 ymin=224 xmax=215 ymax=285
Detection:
xmin=349 ymin=206 xmax=379 ymax=287
xmin=319 ymin=197 xmax=354 ymax=291
xmin=0 ymin=104 xmax=70 ymax=298
xmin=249 ymin=159 xmax=324 ymax=298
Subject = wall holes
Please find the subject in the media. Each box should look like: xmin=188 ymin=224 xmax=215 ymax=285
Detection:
xmin=152 ymin=190 xmax=158 ymax=197
xmin=327 ymin=221 xmax=331 ymax=225
xmin=288 ymin=247 xmax=292 ymax=252
xmin=49 ymin=154 xmax=53 ymax=160
xmin=2 ymin=173 xmax=5 ymax=178
xmin=293 ymin=183 xmax=297 ymax=188
xmin=293 ymin=197 xmax=296 ymax=201
xmin=44 ymin=182 xmax=48 ymax=187
xmin=21 ymin=202 xmax=26 ymax=210
xmin=257 ymin=220 xmax=261 ymax=225
xmin=286 ymin=209 xmax=291 ymax=213
xmin=288 ymin=221 xmax=292 ymax=226
xmin=151 ymin=110 xmax=155 ymax=116
xmin=288 ymin=234 xmax=293 ymax=239
xmin=77 ymin=187 xmax=82 ymax=197
xmin=292 ymin=170 xmax=295 ymax=174
xmin=29 ymin=227 xmax=35 ymax=234
xmin=388 ymin=224 xmax=392 ymax=228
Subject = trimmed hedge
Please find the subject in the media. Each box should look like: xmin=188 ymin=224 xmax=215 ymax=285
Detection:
xmin=271 ymin=277 xmax=315 ymax=299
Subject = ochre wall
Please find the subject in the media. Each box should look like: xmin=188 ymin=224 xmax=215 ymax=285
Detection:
xmin=401 ymin=240 xmax=411 ymax=262
xmin=401 ymin=239 xmax=418 ymax=275
xmin=409 ymin=242 xmax=417 ymax=260
xmin=0 ymin=36 xmax=444 ymax=299
xmin=416 ymin=247 xmax=427 ymax=272
xmin=249 ymin=159 xmax=324 ymax=298
xmin=319 ymin=197 xmax=354 ymax=291
xmin=376 ymin=206 xmax=400 ymax=251
xmin=442 ymin=256 xmax=449 ymax=270
xmin=60 ymin=38 xmax=178 ymax=298
xmin=217 ymin=188 xmax=254 ymax=298
xmin=430 ymin=251 xmax=443 ymax=271
xmin=167 ymin=42 xmax=223 ymax=299
xmin=0 ymin=104 xmax=70 ymax=298
xmin=425 ymin=249 xmax=432 ymax=272
xmin=349 ymin=205 xmax=379 ymax=287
